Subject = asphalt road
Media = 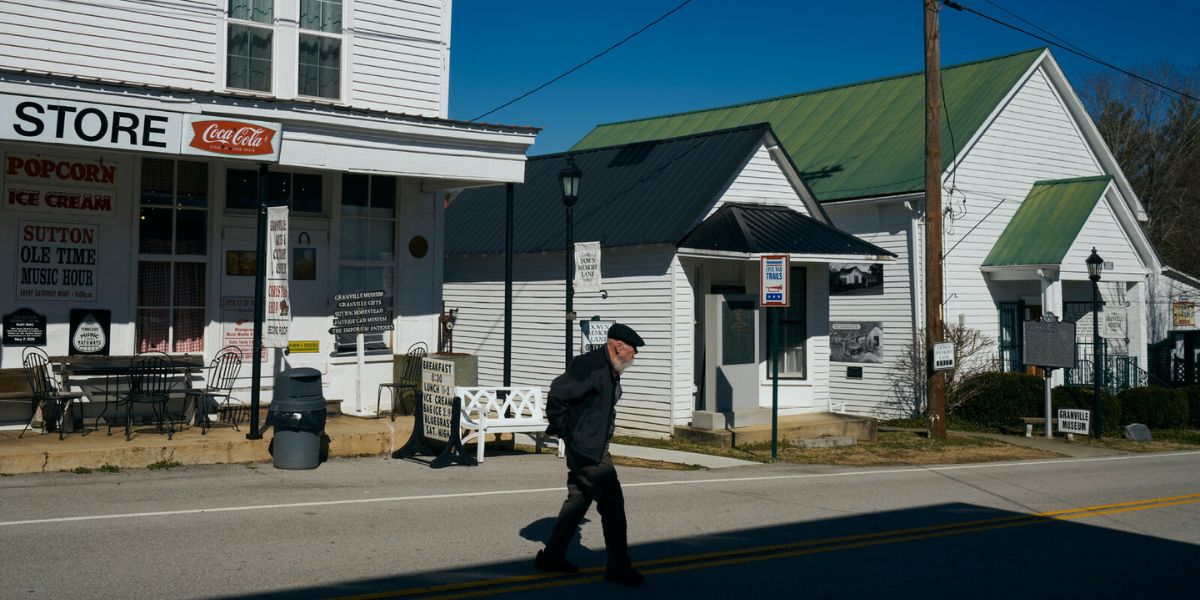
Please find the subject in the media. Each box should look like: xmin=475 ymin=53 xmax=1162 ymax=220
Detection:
xmin=1 ymin=450 xmax=1198 ymax=599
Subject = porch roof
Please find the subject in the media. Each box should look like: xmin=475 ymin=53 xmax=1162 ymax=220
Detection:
xmin=983 ymin=176 xmax=1112 ymax=268
xmin=677 ymin=203 xmax=894 ymax=259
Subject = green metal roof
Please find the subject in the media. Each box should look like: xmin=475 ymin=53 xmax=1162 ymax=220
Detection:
xmin=983 ymin=176 xmax=1113 ymax=267
xmin=573 ymin=49 xmax=1044 ymax=202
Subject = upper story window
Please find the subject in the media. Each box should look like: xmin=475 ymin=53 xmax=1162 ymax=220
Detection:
xmin=227 ymin=0 xmax=274 ymax=93
xmin=299 ymin=0 xmax=343 ymax=99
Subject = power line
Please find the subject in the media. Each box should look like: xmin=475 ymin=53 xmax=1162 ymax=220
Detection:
xmin=944 ymin=0 xmax=1199 ymax=103
xmin=469 ymin=0 xmax=696 ymax=122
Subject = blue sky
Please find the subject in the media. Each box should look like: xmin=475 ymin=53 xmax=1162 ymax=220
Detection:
xmin=449 ymin=0 xmax=1200 ymax=154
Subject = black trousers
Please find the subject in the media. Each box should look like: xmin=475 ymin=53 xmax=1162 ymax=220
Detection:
xmin=544 ymin=451 xmax=631 ymax=567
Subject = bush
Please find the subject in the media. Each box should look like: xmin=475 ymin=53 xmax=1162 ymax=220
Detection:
xmin=1185 ymin=386 xmax=1200 ymax=429
xmin=1119 ymin=386 xmax=1189 ymax=429
xmin=1052 ymin=386 xmax=1121 ymax=436
xmin=953 ymin=372 xmax=1043 ymax=430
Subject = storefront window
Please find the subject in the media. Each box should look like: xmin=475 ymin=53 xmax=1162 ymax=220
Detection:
xmin=779 ymin=267 xmax=807 ymax=378
xmin=337 ymin=174 xmax=396 ymax=353
xmin=137 ymin=159 xmax=209 ymax=353
xmin=226 ymin=169 xmax=323 ymax=214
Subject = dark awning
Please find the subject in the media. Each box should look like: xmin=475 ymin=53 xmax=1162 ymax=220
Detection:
xmin=676 ymin=203 xmax=894 ymax=261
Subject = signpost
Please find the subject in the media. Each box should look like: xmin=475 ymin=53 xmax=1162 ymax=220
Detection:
xmin=1057 ymin=408 xmax=1090 ymax=436
xmin=579 ymin=318 xmax=614 ymax=354
xmin=931 ymin=341 xmax=955 ymax=372
xmin=392 ymin=357 xmax=476 ymax=468
xmin=760 ymin=255 xmax=789 ymax=460
xmin=1023 ymin=314 xmax=1077 ymax=439
xmin=332 ymin=290 xmax=393 ymax=415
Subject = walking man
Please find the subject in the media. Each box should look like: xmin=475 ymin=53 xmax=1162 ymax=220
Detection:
xmin=535 ymin=323 xmax=645 ymax=587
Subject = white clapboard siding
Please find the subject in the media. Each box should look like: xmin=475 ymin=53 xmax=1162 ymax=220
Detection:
xmin=707 ymin=144 xmax=811 ymax=218
xmin=941 ymin=65 xmax=1109 ymax=351
xmin=1060 ymin=191 xmax=1146 ymax=281
xmin=0 ymin=0 xmax=221 ymax=88
xmin=824 ymin=201 xmax=918 ymax=419
xmin=351 ymin=0 xmax=447 ymax=116
xmin=670 ymin=255 xmax=696 ymax=425
xmin=445 ymin=246 xmax=679 ymax=438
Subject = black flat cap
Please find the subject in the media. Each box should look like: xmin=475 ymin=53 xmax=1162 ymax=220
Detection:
xmin=606 ymin=323 xmax=645 ymax=348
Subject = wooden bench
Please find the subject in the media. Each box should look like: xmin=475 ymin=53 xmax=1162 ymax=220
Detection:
xmin=457 ymin=386 xmax=565 ymax=463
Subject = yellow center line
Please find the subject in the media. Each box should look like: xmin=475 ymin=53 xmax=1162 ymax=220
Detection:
xmin=339 ymin=493 xmax=1200 ymax=600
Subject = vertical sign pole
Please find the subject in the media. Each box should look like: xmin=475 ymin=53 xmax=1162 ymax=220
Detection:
xmin=1044 ymin=367 xmax=1053 ymax=439
xmin=247 ymin=163 xmax=268 ymax=440
xmin=770 ymin=307 xmax=779 ymax=460
xmin=504 ymin=183 xmax=514 ymax=387
xmin=356 ymin=332 xmax=365 ymax=415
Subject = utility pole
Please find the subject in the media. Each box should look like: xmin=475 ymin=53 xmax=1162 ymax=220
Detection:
xmin=925 ymin=0 xmax=948 ymax=439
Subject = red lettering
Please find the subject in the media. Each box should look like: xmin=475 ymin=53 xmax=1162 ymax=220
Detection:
xmin=5 ymin=156 xmax=22 ymax=176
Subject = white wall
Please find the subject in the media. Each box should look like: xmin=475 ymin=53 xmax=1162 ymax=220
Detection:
xmin=444 ymin=246 xmax=679 ymax=438
xmin=823 ymin=200 xmax=917 ymax=419
xmin=707 ymin=143 xmax=812 ymax=218
xmin=0 ymin=0 xmax=450 ymax=117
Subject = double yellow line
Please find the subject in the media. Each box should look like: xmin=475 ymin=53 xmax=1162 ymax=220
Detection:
xmin=341 ymin=493 xmax=1200 ymax=600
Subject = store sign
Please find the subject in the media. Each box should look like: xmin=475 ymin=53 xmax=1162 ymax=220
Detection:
xmin=0 ymin=94 xmax=281 ymax=161
xmin=182 ymin=116 xmax=280 ymax=161
xmin=69 ymin=309 xmax=110 ymax=356
xmin=15 ymin=221 xmax=98 ymax=301
xmin=287 ymin=340 xmax=319 ymax=354
xmin=264 ymin=206 xmax=290 ymax=347
xmin=332 ymin=290 xmax=393 ymax=335
xmin=1173 ymin=302 xmax=1195 ymax=328
xmin=421 ymin=358 xmax=456 ymax=443
xmin=2 ymin=308 xmax=46 ymax=346
xmin=4 ymin=153 xmax=118 ymax=218
xmin=220 ymin=296 xmax=266 ymax=362
xmin=579 ymin=319 xmax=614 ymax=354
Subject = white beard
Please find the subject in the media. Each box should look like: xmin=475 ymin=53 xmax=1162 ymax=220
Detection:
xmin=612 ymin=354 xmax=632 ymax=374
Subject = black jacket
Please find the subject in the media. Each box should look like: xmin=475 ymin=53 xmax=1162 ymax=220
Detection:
xmin=545 ymin=347 xmax=621 ymax=464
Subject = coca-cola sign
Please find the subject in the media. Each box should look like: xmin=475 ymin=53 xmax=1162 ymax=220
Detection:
xmin=182 ymin=115 xmax=281 ymax=161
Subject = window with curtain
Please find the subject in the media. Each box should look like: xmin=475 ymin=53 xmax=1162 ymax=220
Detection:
xmin=298 ymin=0 xmax=342 ymax=99
xmin=778 ymin=266 xmax=807 ymax=378
xmin=337 ymin=174 xmax=396 ymax=353
xmin=137 ymin=158 xmax=209 ymax=353
xmin=227 ymin=0 xmax=274 ymax=93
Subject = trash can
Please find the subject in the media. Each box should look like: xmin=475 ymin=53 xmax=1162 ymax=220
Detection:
xmin=267 ymin=368 xmax=327 ymax=469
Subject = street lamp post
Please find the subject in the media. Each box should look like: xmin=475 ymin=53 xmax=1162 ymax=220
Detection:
xmin=1086 ymin=247 xmax=1104 ymax=439
xmin=559 ymin=156 xmax=582 ymax=368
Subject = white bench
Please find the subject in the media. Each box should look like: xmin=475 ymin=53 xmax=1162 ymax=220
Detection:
xmin=457 ymin=386 xmax=565 ymax=463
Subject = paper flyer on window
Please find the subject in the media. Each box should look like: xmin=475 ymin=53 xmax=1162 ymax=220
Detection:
xmin=264 ymin=205 xmax=290 ymax=347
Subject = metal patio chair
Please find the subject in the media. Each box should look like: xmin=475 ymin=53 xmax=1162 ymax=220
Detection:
xmin=185 ymin=346 xmax=243 ymax=434
xmin=377 ymin=342 xmax=428 ymax=420
xmin=124 ymin=351 xmax=179 ymax=441
xmin=19 ymin=347 xmax=85 ymax=440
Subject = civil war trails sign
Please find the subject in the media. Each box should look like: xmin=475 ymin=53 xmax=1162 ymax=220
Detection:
xmin=391 ymin=357 xmax=476 ymax=468
xmin=331 ymin=290 xmax=393 ymax=336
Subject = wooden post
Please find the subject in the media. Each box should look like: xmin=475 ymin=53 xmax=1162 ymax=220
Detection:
xmin=925 ymin=0 xmax=948 ymax=439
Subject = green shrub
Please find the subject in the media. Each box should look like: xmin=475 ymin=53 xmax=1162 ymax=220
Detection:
xmin=953 ymin=372 xmax=1042 ymax=430
xmin=1118 ymin=386 xmax=1189 ymax=429
xmin=1053 ymin=386 xmax=1122 ymax=436
xmin=1185 ymin=386 xmax=1200 ymax=429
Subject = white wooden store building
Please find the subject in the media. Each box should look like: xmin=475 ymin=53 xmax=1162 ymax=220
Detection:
xmin=444 ymin=125 xmax=893 ymax=438
xmin=0 ymin=0 xmax=537 ymax=424
xmin=573 ymin=48 xmax=1176 ymax=420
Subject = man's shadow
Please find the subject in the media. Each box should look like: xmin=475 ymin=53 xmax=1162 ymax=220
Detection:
xmin=520 ymin=517 xmax=600 ymax=559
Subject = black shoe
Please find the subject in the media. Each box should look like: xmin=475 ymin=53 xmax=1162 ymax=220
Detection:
xmin=534 ymin=550 xmax=579 ymax=574
xmin=604 ymin=565 xmax=644 ymax=587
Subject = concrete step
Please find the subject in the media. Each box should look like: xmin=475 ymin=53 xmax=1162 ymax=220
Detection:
xmin=674 ymin=413 xmax=876 ymax=448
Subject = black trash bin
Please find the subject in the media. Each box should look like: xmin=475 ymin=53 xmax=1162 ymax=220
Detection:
xmin=267 ymin=368 xmax=327 ymax=470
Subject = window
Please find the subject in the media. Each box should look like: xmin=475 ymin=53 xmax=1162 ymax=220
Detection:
xmin=226 ymin=169 xmax=323 ymax=214
xmin=299 ymin=0 xmax=342 ymax=99
xmin=227 ymin=0 xmax=274 ymax=93
xmin=137 ymin=159 xmax=209 ymax=353
xmin=337 ymin=174 xmax=396 ymax=353
xmin=778 ymin=267 xmax=807 ymax=378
